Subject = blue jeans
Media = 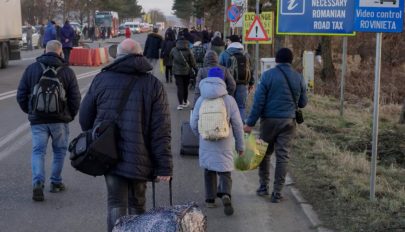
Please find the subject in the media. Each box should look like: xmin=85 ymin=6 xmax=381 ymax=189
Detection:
xmin=31 ymin=123 xmax=69 ymax=186
xmin=234 ymin=85 xmax=248 ymax=122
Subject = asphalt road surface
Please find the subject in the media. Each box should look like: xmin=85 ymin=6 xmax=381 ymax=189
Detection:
xmin=0 ymin=33 xmax=314 ymax=232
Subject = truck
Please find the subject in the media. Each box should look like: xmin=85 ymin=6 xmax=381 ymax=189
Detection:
xmin=0 ymin=0 xmax=22 ymax=69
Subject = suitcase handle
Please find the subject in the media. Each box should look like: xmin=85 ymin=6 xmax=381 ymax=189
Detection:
xmin=152 ymin=177 xmax=173 ymax=208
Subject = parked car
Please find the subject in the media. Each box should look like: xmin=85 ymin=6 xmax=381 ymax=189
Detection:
xmin=20 ymin=26 xmax=40 ymax=49
xmin=70 ymin=22 xmax=82 ymax=35
xmin=124 ymin=22 xmax=141 ymax=34
xmin=118 ymin=24 xmax=126 ymax=36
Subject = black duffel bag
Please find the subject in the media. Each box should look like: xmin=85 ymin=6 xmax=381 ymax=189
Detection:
xmin=69 ymin=121 xmax=119 ymax=176
xmin=68 ymin=76 xmax=138 ymax=176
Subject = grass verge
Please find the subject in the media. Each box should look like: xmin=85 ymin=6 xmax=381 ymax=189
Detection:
xmin=289 ymin=94 xmax=405 ymax=232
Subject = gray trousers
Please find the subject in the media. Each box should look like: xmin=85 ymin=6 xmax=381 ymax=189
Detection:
xmin=259 ymin=118 xmax=296 ymax=193
xmin=204 ymin=169 xmax=232 ymax=200
xmin=105 ymin=174 xmax=147 ymax=232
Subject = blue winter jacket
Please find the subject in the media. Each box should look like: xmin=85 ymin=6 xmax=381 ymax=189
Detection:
xmin=60 ymin=22 xmax=75 ymax=48
xmin=43 ymin=22 xmax=56 ymax=47
xmin=219 ymin=42 xmax=255 ymax=86
xmin=246 ymin=63 xmax=308 ymax=127
xmin=79 ymin=54 xmax=172 ymax=180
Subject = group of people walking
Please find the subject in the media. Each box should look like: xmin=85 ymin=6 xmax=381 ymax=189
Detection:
xmin=16 ymin=23 xmax=307 ymax=231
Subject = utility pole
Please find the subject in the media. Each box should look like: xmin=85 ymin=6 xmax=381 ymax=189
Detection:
xmin=224 ymin=0 xmax=228 ymax=39
xmin=255 ymin=0 xmax=260 ymax=81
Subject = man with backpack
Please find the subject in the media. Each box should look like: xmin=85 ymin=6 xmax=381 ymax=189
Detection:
xmin=16 ymin=40 xmax=81 ymax=202
xmin=219 ymin=35 xmax=254 ymax=122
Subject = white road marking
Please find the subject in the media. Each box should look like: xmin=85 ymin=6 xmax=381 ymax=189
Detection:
xmin=0 ymin=69 xmax=99 ymax=101
xmin=0 ymin=84 xmax=91 ymax=161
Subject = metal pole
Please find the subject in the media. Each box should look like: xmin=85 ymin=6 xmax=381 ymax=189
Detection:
xmin=370 ymin=33 xmax=382 ymax=201
xmin=224 ymin=0 xmax=228 ymax=39
xmin=340 ymin=37 xmax=348 ymax=117
xmin=255 ymin=0 xmax=260 ymax=81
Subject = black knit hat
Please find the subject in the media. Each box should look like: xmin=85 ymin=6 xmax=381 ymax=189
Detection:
xmin=275 ymin=48 xmax=293 ymax=64
xmin=227 ymin=34 xmax=241 ymax=43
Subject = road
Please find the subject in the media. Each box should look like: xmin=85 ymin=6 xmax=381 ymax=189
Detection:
xmin=0 ymin=33 xmax=314 ymax=232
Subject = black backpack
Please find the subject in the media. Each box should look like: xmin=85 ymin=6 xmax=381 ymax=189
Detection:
xmin=227 ymin=52 xmax=251 ymax=85
xmin=31 ymin=63 xmax=66 ymax=117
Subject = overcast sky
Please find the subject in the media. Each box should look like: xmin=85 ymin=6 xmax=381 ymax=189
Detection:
xmin=138 ymin=0 xmax=174 ymax=16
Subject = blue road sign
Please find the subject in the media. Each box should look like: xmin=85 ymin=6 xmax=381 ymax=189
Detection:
xmin=227 ymin=5 xmax=242 ymax=22
xmin=354 ymin=0 xmax=404 ymax=33
xmin=277 ymin=0 xmax=356 ymax=35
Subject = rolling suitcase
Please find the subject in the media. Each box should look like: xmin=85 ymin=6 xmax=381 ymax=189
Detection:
xmin=180 ymin=121 xmax=199 ymax=156
xmin=112 ymin=179 xmax=207 ymax=232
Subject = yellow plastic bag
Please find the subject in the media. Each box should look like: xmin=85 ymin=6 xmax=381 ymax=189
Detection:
xmin=159 ymin=59 xmax=164 ymax=74
xmin=234 ymin=133 xmax=268 ymax=171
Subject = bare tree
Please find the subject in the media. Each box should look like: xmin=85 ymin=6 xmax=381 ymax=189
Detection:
xmin=400 ymin=98 xmax=405 ymax=124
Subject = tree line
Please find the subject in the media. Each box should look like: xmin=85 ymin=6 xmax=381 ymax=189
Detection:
xmin=21 ymin=0 xmax=143 ymax=25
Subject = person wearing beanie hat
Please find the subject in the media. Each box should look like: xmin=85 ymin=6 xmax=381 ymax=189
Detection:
xmin=275 ymin=47 xmax=294 ymax=64
xmin=79 ymin=38 xmax=172 ymax=231
xmin=219 ymin=34 xmax=254 ymax=122
xmin=244 ymin=47 xmax=308 ymax=203
xmin=207 ymin=67 xmax=225 ymax=80
xmin=191 ymin=65 xmax=244 ymax=216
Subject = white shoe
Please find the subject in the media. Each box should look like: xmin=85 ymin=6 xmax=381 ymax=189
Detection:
xmin=177 ymin=105 xmax=184 ymax=110
xmin=182 ymin=100 xmax=190 ymax=108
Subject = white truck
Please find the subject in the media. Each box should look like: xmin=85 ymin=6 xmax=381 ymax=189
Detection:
xmin=0 ymin=0 xmax=22 ymax=68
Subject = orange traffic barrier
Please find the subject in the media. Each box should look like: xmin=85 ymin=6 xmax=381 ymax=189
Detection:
xmin=99 ymin=47 xmax=108 ymax=64
xmin=69 ymin=48 xmax=92 ymax=66
xmin=91 ymin=48 xmax=101 ymax=67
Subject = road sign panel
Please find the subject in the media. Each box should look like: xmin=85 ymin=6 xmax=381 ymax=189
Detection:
xmin=354 ymin=0 xmax=404 ymax=33
xmin=243 ymin=12 xmax=274 ymax=44
xmin=246 ymin=16 xmax=269 ymax=41
xmin=227 ymin=5 xmax=242 ymax=22
xmin=277 ymin=0 xmax=356 ymax=35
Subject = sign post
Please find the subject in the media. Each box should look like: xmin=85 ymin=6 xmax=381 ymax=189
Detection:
xmin=353 ymin=0 xmax=404 ymax=201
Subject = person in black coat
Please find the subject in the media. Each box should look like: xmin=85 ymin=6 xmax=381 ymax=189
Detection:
xmin=16 ymin=40 xmax=81 ymax=201
xmin=161 ymin=29 xmax=176 ymax=83
xmin=79 ymin=39 xmax=172 ymax=232
xmin=143 ymin=27 xmax=163 ymax=76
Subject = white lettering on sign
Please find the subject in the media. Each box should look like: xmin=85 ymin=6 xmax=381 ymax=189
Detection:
xmin=314 ymin=21 xmax=331 ymax=29
xmin=313 ymin=9 xmax=346 ymax=18
xmin=359 ymin=20 xmax=397 ymax=30
xmin=288 ymin=0 xmax=299 ymax=10
xmin=312 ymin=0 xmax=348 ymax=7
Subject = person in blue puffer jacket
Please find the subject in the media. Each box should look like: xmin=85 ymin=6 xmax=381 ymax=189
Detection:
xmin=244 ymin=48 xmax=307 ymax=203
xmin=42 ymin=21 xmax=56 ymax=48
xmin=60 ymin=20 xmax=75 ymax=64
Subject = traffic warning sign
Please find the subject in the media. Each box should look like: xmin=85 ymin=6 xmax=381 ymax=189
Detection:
xmin=245 ymin=15 xmax=269 ymax=41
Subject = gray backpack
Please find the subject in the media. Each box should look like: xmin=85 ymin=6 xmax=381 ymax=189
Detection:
xmin=31 ymin=63 xmax=66 ymax=117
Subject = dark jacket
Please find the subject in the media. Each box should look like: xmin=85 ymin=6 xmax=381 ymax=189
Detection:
xmin=60 ymin=22 xmax=75 ymax=48
xmin=210 ymin=36 xmax=225 ymax=56
xmin=79 ymin=54 xmax=172 ymax=180
xmin=161 ymin=39 xmax=176 ymax=66
xmin=143 ymin=33 xmax=163 ymax=59
xmin=16 ymin=52 xmax=81 ymax=125
xmin=246 ymin=63 xmax=308 ymax=126
xmin=169 ymin=39 xmax=197 ymax=76
xmin=194 ymin=51 xmax=236 ymax=105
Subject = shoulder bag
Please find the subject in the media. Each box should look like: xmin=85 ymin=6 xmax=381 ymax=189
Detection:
xmin=277 ymin=66 xmax=304 ymax=124
xmin=68 ymin=77 xmax=138 ymax=176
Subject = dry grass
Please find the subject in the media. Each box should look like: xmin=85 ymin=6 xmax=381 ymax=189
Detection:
xmin=289 ymin=94 xmax=405 ymax=232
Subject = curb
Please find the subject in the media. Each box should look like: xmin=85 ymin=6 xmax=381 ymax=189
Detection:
xmin=271 ymin=158 xmax=334 ymax=232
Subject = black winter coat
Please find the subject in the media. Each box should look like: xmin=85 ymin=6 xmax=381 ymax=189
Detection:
xmin=79 ymin=54 xmax=172 ymax=180
xmin=143 ymin=33 xmax=163 ymax=59
xmin=161 ymin=39 xmax=176 ymax=66
xmin=16 ymin=52 xmax=81 ymax=125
